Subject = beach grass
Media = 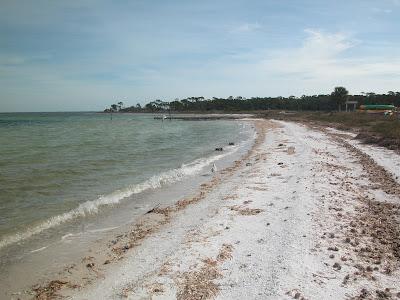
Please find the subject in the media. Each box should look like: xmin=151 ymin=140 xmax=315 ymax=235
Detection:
xmin=258 ymin=110 xmax=400 ymax=149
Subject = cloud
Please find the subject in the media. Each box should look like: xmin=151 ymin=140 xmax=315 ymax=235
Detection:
xmin=230 ymin=22 xmax=262 ymax=34
xmin=2 ymin=0 xmax=400 ymax=113
xmin=260 ymin=29 xmax=400 ymax=80
xmin=177 ymin=29 xmax=400 ymax=97
xmin=301 ymin=29 xmax=355 ymax=58
xmin=371 ymin=7 xmax=393 ymax=13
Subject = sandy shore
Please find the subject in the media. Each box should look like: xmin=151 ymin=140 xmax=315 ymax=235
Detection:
xmin=24 ymin=119 xmax=400 ymax=300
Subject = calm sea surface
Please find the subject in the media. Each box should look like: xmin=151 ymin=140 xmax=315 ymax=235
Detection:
xmin=0 ymin=112 xmax=251 ymax=250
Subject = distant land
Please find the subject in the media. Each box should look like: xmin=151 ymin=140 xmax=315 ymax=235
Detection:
xmin=104 ymin=87 xmax=400 ymax=113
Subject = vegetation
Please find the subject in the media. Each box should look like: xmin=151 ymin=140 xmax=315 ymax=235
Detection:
xmin=330 ymin=87 xmax=349 ymax=111
xmin=105 ymin=101 xmax=125 ymax=112
xmin=103 ymin=87 xmax=400 ymax=150
xmin=104 ymin=87 xmax=400 ymax=113
xmin=259 ymin=110 xmax=400 ymax=150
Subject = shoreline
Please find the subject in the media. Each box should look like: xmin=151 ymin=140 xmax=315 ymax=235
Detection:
xmin=34 ymin=119 xmax=263 ymax=299
xmin=101 ymin=112 xmax=255 ymax=121
xmin=1 ymin=118 xmax=258 ymax=299
xmin=4 ymin=119 xmax=400 ymax=299
xmin=71 ymin=119 xmax=399 ymax=299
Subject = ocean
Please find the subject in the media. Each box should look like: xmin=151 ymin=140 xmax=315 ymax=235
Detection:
xmin=0 ymin=112 xmax=254 ymax=294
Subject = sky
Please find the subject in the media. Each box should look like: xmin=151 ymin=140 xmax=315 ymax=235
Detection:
xmin=1 ymin=0 xmax=400 ymax=112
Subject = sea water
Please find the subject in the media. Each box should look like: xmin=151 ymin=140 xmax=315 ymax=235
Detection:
xmin=0 ymin=112 xmax=254 ymax=295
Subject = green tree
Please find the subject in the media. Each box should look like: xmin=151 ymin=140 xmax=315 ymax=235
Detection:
xmin=330 ymin=87 xmax=348 ymax=111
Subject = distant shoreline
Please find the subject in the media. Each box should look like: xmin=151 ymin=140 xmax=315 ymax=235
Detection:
xmin=101 ymin=111 xmax=255 ymax=121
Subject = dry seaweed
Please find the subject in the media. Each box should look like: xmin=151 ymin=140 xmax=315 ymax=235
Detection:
xmin=33 ymin=280 xmax=78 ymax=300
xmin=230 ymin=205 xmax=264 ymax=216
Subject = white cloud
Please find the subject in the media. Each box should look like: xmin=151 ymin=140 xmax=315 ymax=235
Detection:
xmin=230 ymin=22 xmax=261 ymax=34
xmin=372 ymin=7 xmax=393 ymax=13
xmin=1 ymin=26 xmax=400 ymax=111
xmin=302 ymin=29 xmax=355 ymax=56
xmin=260 ymin=29 xmax=400 ymax=81
xmin=179 ymin=29 xmax=400 ymax=97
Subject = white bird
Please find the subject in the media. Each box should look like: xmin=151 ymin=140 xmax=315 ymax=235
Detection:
xmin=211 ymin=163 xmax=217 ymax=173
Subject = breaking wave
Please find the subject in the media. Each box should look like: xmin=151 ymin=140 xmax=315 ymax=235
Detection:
xmin=0 ymin=146 xmax=241 ymax=250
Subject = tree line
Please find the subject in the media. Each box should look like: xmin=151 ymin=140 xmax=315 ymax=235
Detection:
xmin=104 ymin=87 xmax=400 ymax=113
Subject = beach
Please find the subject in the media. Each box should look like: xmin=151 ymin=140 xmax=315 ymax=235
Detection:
xmin=0 ymin=113 xmax=254 ymax=298
xmin=8 ymin=118 xmax=398 ymax=299
xmin=3 ymin=1 xmax=400 ymax=298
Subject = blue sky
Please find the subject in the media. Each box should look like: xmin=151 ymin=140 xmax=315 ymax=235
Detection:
xmin=1 ymin=0 xmax=400 ymax=112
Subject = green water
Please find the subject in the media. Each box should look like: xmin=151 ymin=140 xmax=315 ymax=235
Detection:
xmin=0 ymin=112 xmax=250 ymax=249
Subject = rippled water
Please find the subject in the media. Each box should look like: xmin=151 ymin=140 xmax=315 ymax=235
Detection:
xmin=0 ymin=112 xmax=250 ymax=249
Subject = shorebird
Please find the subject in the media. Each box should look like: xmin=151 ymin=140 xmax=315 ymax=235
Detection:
xmin=211 ymin=163 xmax=217 ymax=173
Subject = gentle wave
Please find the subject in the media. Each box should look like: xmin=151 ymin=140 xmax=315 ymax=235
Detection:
xmin=60 ymin=226 xmax=120 ymax=242
xmin=86 ymin=226 xmax=119 ymax=234
xmin=29 ymin=246 xmax=48 ymax=253
xmin=61 ymin=233 xmax=77 ymax=241
xmin=0 ymin=145 xmax=241 ymax=250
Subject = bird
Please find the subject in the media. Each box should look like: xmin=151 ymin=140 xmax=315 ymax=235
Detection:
xmin=211 ymin=163 xmax=217 ymax=173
